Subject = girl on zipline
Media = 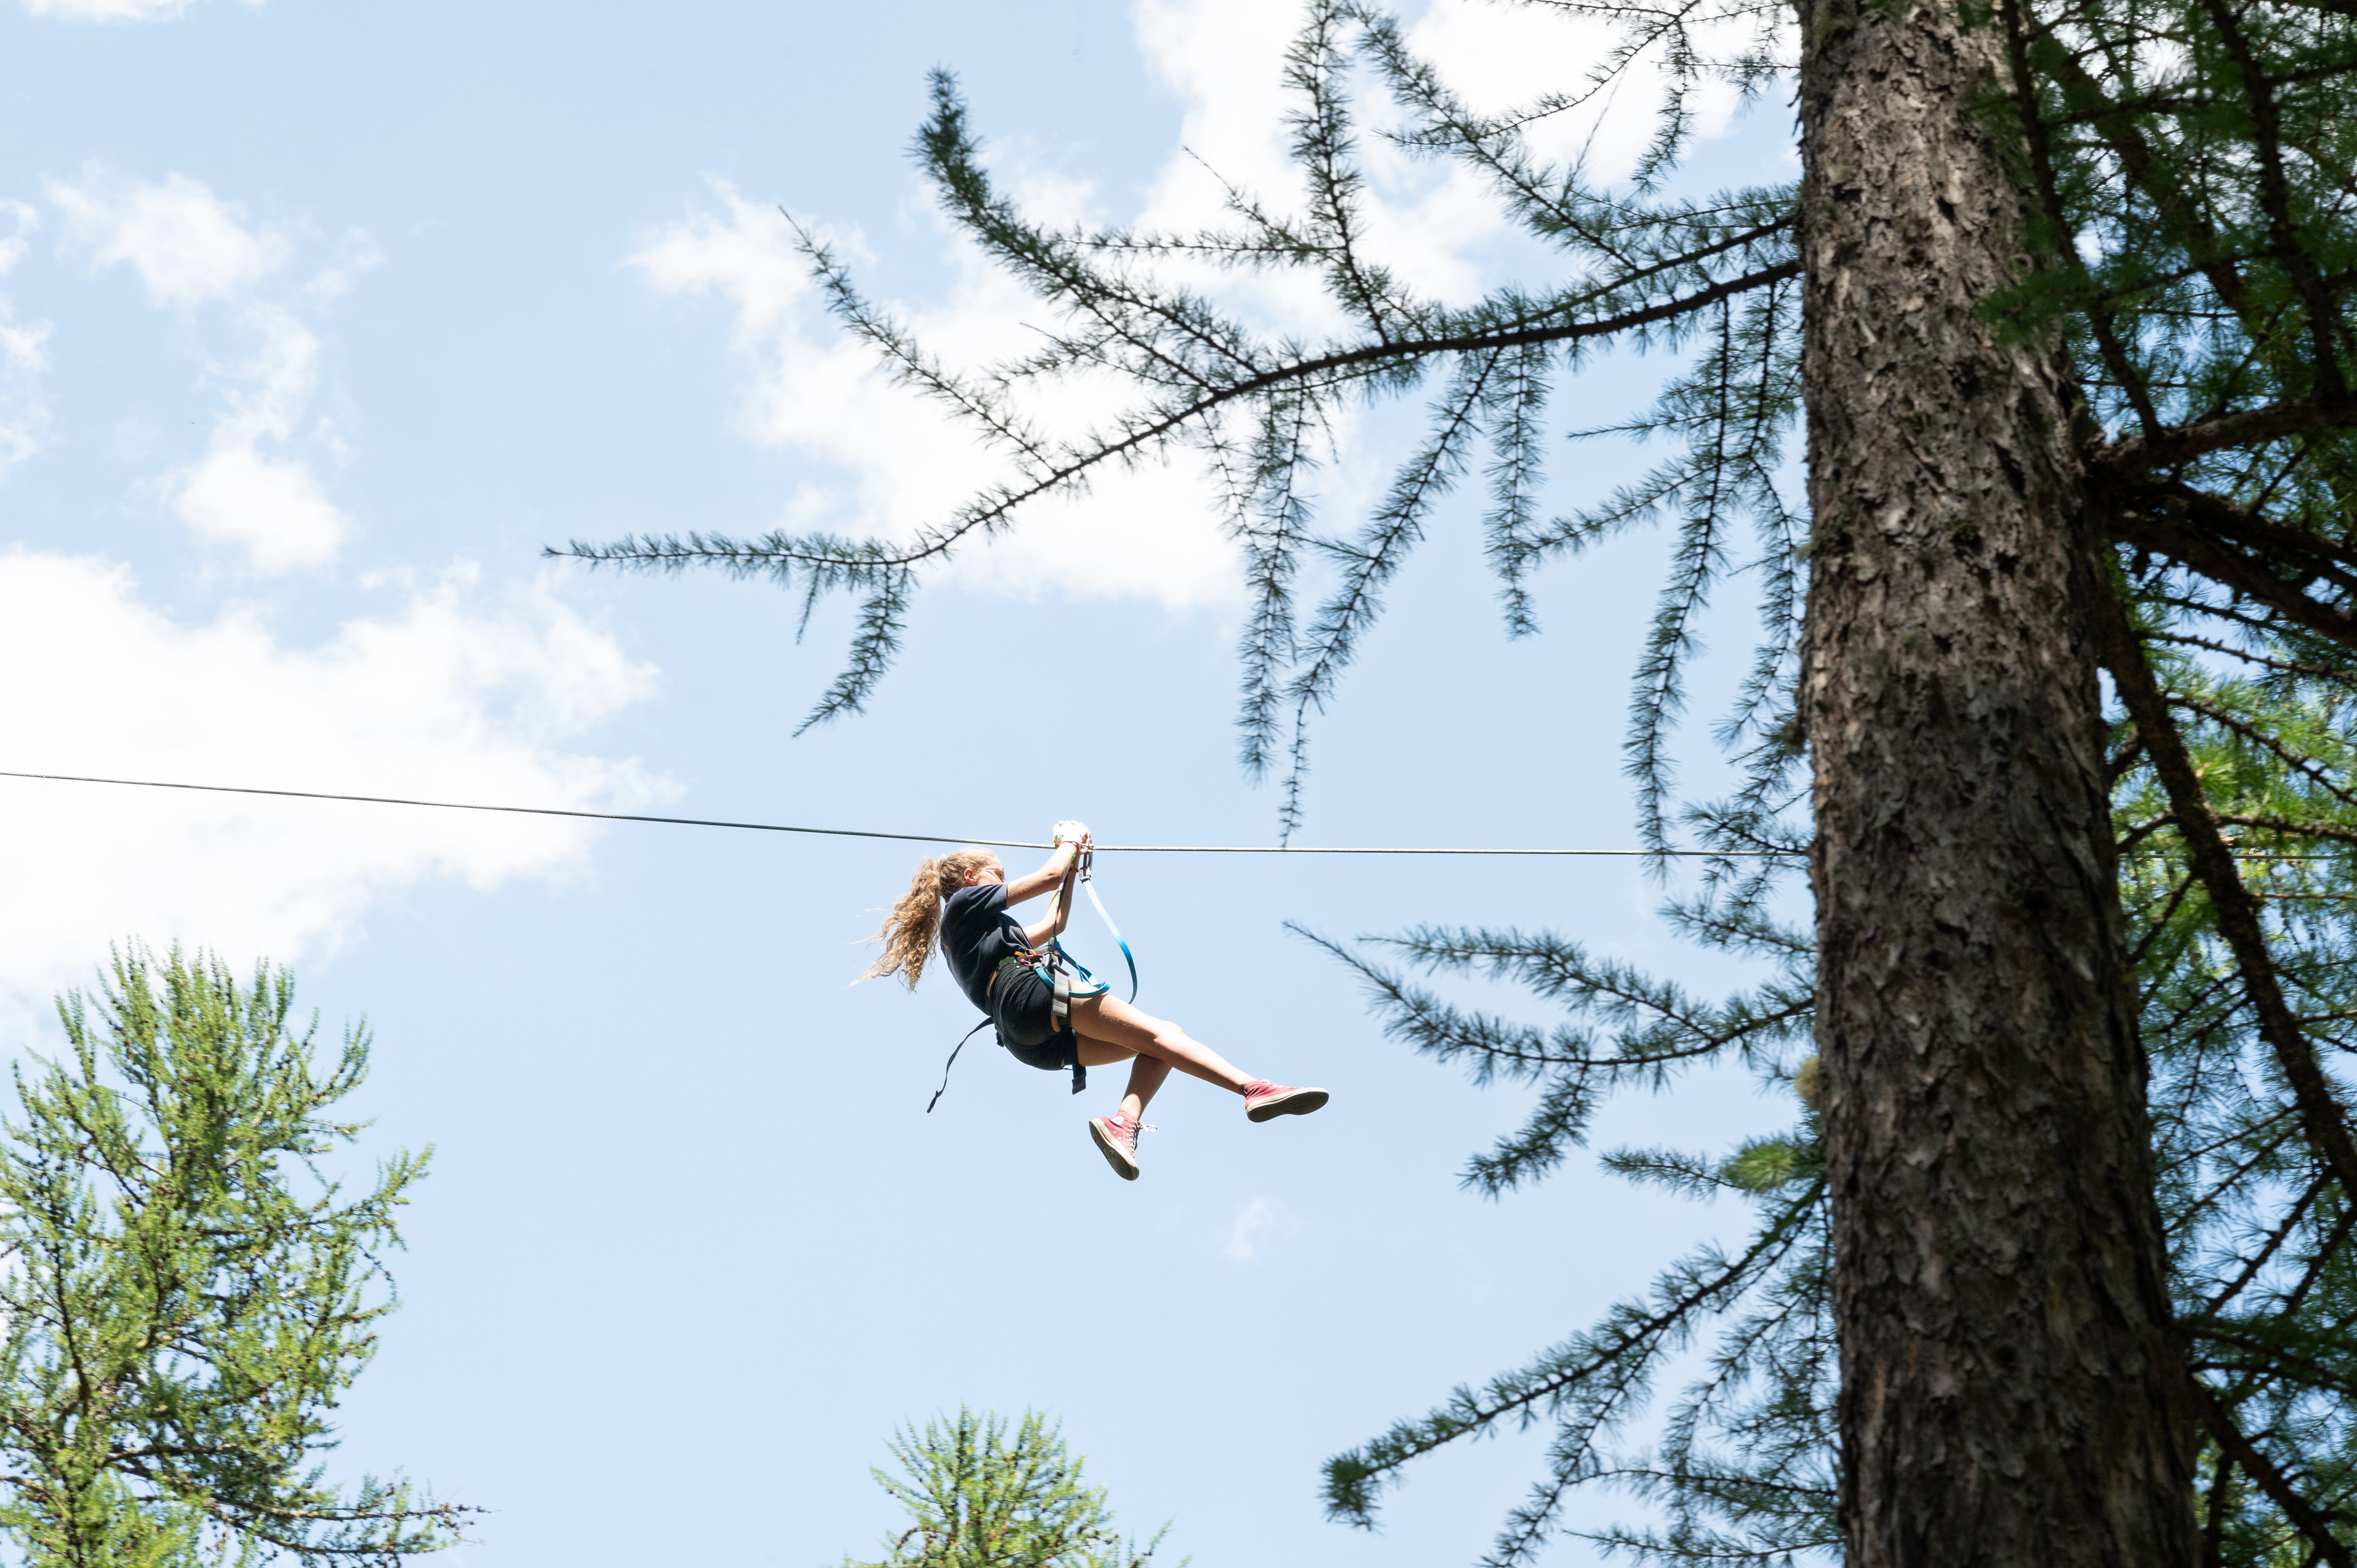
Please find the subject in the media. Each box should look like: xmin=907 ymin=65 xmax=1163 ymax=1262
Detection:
xmin=866 ymin=822 xmax=1328 ymax=1180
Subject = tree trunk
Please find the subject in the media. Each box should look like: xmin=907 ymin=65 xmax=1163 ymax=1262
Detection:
xmin=1794 ymin=0 xmax=2198 ymax=1562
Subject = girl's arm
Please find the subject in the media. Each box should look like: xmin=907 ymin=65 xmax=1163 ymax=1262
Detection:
xmin=1003 ymin=840 xmax=1082 ymax=907
xmin=1020 ymin=864 xmax=1077 ymax=949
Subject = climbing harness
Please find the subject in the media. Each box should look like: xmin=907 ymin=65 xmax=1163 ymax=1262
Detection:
xmin=926 ymin=841 xmax=1141 ymax=1112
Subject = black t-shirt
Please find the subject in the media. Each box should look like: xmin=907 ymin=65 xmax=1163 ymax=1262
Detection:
xmin=940 ymin=883 xmax=1032 ymax=1014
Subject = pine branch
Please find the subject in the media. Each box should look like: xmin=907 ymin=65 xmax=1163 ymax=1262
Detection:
xmin=2101 ymin=392 xmax=2357 ymax=469
xmin=557 ymin=260 xmax=1800 ymax=583
xmin=2098 ymin=585 xmax=2357 ymax=1202
xmin=1322 ymin=1192 xmax=1818 ymax=1530
xmin=2190 ymin=1379 xmax=2357 ymax=1568
xmin=2108 ymin=488 xmax=2357 ymax=649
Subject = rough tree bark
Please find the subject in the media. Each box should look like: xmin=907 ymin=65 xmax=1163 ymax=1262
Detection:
xmin=1795 ymin=0 xmax=2198 ymax=1561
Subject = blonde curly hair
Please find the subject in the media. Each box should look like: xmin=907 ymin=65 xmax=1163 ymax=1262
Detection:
xmin=863 ymin=847 xmax=1003 ymax=989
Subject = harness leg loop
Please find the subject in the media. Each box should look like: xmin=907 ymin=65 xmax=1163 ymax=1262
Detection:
xmin=1051 ymin=962 xmax=1084 ymax=1093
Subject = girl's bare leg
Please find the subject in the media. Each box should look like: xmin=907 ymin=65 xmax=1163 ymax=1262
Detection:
xmin=1113 ymin=1054 xmax=1171 ymax=1120
xmin=1070 ymin=993 xmax=1254 ymax=1095
xmin=1069 ymin=1045 xmax=1168 ymax=1118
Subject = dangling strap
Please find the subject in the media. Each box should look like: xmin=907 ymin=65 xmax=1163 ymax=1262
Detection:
xmin=926 ymin=1017 xmax=995 ymax=1114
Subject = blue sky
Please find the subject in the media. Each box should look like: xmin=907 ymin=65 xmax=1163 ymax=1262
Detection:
xmin=0 ymin=3 xmax=1805 ymax=1564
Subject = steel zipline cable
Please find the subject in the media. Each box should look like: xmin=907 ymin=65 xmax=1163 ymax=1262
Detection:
xmin=0 ymin=768 xmax=1797 ymax=857
xmin=0 ymin=769 xmax=2339 ymax=863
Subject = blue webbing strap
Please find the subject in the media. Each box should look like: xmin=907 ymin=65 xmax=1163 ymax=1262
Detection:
xmin=1075 ymin=844 xmax=1139 ymax=1002
xmin=1044 ymin=939 xmax=1107 ymax=992
xmin=1081 ymin=875 xmax=1138 ymax=1003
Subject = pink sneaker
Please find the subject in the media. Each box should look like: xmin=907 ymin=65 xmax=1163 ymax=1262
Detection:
xmin=1089 ymin=1113 xmax=1147 ymax=1180
xmin=1242 ymin=1080 xmax=1329 ymax=1123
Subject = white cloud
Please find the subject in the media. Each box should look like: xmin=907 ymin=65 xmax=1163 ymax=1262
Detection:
xmin=1222 ymin=1195 xmax=1286 ymax=1262
xmin=0 ymin=201 xmax=50 ymax=481
xmin=21 ymin=0 xmax=258 ymax=24
xmin=51 ymin=168 xmax=359 ymax=572
xmin=172 ymin=438 xmax=349 ymax=570
xmin=0 ymin=206 xmax=35 ymax=287
xmin=1133 ymin=0 xmax=1743 ymax=295
xmin=1131 ymin=0 xmax=1303 ymax=221
xmin=50 ymin=168 xmax=286 ymax=306
xmin=0 ymin=550 xmax=669 ymax=1033
xmin=169 ymin=306 xmax=353 ymax=569
xmin=1404 ymin=0 xmax=1746 ymax=171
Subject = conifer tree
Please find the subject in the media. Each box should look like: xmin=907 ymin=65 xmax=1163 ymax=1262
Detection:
xmin=560 ymin=0 xmax=2357 ymax=1562
xmin=841 ymin=1409 xmax=1171 ymax=1568
xmin=0 ymin=944 xmax=467 ymax=1566
xmin=1309 ymin=639 xmax=2357 ymax=1565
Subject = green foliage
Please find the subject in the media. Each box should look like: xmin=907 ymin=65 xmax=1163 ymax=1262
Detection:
xmin=2112 ymin=630 xmax=2357 ymax=1565
xmin=842 ymin=1409 xmax=1173 ymax=1568
xmin=0 ymin=944 xmax=466 ymax=1567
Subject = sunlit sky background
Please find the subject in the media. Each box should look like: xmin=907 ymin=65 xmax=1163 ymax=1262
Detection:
xmin=0 ymin=2 xmax=1804 ymax=1564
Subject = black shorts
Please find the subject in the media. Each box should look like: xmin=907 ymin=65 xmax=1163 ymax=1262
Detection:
xmin=991 ymin=958 xmax=1075 ymax=1072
